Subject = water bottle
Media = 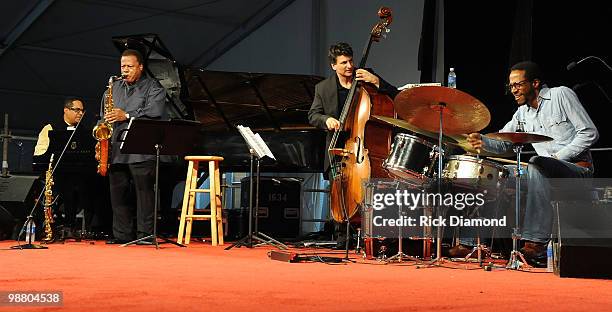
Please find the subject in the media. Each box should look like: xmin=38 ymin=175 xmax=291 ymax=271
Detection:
xmin=546 ymin=239 xmax=553 ymax=272
xmin=447 ymin=68 xmax=457 ymax=89
xmin=25 ymin=220 xmax=36 ymax=244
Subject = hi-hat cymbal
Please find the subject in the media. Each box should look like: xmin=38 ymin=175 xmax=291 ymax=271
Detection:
xmin=393 ymin=86 xmax=491 ymax=135
xmin=371 ymin=115 xmax=458 ymax=143
xmin=486 ymin=132 xmax=553 ymax=144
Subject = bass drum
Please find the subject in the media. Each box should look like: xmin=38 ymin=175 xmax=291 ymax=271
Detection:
xmin=382 ymin=133 xmax=438 ymax=186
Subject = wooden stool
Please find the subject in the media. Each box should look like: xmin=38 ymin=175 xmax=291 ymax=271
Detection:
xmin=177 ymin=156 xmax=224 ymax=246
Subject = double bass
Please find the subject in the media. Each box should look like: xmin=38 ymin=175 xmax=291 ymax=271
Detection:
xmin=328 ymin=7 xmax=394 ymax=223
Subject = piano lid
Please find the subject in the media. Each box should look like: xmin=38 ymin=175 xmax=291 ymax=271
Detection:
xmin=111 ymin=34 xmax=324 ymax=130
xmin=184 ymin=68 xmax=324 ymax=131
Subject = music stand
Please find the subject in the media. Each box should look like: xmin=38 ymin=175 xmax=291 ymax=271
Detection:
xmin=118 ymin=118 xmax=201 ymax=249
xmin=47 ymin=129 xmax=97 ymax=241
xmin=225 ymin=126 xmax=287 ymax=250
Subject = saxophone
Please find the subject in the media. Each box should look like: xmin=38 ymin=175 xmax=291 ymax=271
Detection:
xmin=42 ymin=154 xmax=55 ymax=243
xmin=92 ymin=75 xmax=122 ymax=176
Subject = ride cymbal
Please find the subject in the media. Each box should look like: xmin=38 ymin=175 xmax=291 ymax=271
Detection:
xmin=393 ymin=86 xmax=491 ymax=135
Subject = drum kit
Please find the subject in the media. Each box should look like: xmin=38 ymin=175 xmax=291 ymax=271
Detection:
xmin=369 ymin=86 xmax=553 ymax=268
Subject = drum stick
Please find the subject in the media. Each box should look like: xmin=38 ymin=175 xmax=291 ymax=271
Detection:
xmin=487 ymin=157 xmax=528 ymax=167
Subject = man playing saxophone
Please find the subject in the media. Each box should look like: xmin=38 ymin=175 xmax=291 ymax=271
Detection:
xmin=99 ymin=49 xmax=168 ymax=245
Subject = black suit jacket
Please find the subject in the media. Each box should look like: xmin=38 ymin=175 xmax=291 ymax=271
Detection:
xmin=307 ymin=73 xmax=399 ymax=177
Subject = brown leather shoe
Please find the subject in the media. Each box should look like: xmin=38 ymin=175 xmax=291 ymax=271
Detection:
xmin=520 ymin=241 xmax=546 ymax=258
xmin=520 ymin=241 xmax=547 ymax=268
xmin=448 ymin=244 xmax=475 ymax=258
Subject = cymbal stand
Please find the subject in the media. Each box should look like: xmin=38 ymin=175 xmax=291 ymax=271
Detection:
xmin=506 ymin=143 xmax=530 ymax=269
xmin=385 ymin=200 xmax=420 ymax=263
xmin=429 ymin=102 xmax=446 ymax=265
xmin=429 ymin=103 xmax=448 ymax=265
xmin=458 ymin=193 xmax=504 ymax=266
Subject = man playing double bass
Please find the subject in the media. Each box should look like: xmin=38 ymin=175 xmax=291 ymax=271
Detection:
xmin=308 ymin=42 xmax=399 ymax=246
xmin=308 ymin=42 xmax=399 ymax=180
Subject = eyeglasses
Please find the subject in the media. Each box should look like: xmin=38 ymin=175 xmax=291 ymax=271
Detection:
xmin=68 ymin=107 xmax=85 ymax=113
xmin=506 ymin=79 xmax=530 ymax=92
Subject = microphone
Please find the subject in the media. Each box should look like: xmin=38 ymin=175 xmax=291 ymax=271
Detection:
xmin=567 ymin=56 xmax=612 ymax=72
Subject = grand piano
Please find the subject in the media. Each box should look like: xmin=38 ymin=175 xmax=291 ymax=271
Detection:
xmin=111 ymin=34 xmax=326 ymax=173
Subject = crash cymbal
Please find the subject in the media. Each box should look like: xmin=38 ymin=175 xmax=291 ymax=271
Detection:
xmin=446 ymin=134 xmax=515 ymax=157
xmin=393 ymin=86 xmax=491 ymax=135
xmin=485 ymin=132 xmax=553 ymax=144
xmin=371 ymin=115 xmax=458 ymax=143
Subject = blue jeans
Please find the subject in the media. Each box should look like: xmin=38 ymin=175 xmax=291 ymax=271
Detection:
xmin=521 ymin=156 xmax=593 ymax=243
xmin=459 ymin=156 xmax=592 ymax=246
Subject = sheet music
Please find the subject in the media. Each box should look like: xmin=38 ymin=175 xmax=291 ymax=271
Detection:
xmin=398 ymin=82 xmax=442 ymax=90
xmin=237 ymin=125 xmax=275 ymax=160
xmin=119 ymin=117 xmax=135 ymax=150
xmin=254 ymin=133 xmax=275 ymax=160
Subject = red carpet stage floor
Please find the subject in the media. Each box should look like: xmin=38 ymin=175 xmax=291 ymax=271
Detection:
xmin=1 ymin=240 xmax=612 ymax=311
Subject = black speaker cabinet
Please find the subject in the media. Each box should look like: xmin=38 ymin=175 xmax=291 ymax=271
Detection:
xmin=554 ymin=200 xmax=612 ymax=279
xmin=0 ymin=175 xmax=41 ymax=218
xmin=0 ymin=175 xmax=41 ymax=240
xmin=240 ymin=177 xmax=301 ymax=239
xmin=0 ymin=203 xmax=15 ymax=240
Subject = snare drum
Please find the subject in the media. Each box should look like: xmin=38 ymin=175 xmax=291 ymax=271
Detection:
xmin=443 ymin=155 xmax=509 ymax=193
xmin=383 ymin=133 xmax=438 ymax=184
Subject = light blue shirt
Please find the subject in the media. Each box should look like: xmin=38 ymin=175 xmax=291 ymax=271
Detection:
xmin=483 ymin=86 xmax=599 ymax=163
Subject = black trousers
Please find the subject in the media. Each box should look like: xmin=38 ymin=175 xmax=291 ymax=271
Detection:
xmin=108 ymin=161 xmax=155 ymax=240
xmin=54 ymin=172 xmax=94 ymax=230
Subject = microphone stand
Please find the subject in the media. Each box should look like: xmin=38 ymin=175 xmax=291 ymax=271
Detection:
xmin=10 ymin=113 xmax=86 ymax=250
xmin=568 ymin=56 xmax=612 ymax=73
xmin=568 ymin=56 xmax=612 ymax=104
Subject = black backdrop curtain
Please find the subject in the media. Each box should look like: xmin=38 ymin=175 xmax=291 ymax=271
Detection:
xmin=443 ymin=0 xmax=612 ymax=177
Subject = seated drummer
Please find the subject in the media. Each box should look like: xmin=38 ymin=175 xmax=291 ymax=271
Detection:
xmin=459 ymin=61 xmax=599 ymax=266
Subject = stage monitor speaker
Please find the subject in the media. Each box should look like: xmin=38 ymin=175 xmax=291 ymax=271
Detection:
xmin=0 ymin=203 xmax=15 ymax=240
xmin=240 ymin=177 xmax=301 ymax=239
xmin=0 ymin=175 xmax=41 ymax=219
xmin=554 ymin=200 xmax=612 ymax=279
